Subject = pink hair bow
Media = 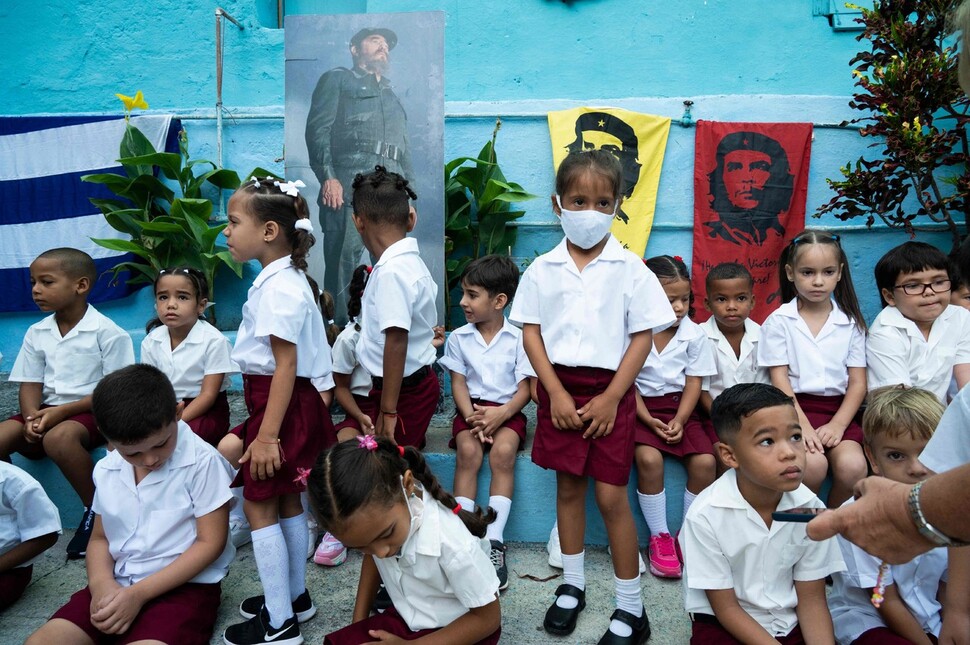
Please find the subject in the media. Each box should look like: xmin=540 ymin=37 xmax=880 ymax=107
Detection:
xmin=357 ymin=434 xmax=378 ymax=451
xmin=293 ymin=467 xmax=311 ymax=486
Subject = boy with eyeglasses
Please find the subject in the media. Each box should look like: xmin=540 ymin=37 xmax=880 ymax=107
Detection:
xmin=867 ymin=241 xmax=970 ymax=402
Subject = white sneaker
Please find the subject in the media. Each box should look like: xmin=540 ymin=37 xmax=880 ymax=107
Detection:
xmin=607 ymin=544 xmax=648 ymax=574
xmin=547 ymin=522 xmax=562 ymax=569
xmin=230 ymin=518 xmax=252 ymax=548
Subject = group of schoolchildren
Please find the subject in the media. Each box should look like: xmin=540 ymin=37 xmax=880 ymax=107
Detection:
xmin=0 ymin=148 xmax=966 ymax=644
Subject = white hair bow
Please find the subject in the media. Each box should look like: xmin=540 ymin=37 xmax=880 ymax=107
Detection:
xmin=294 ymin=219 xmax=314 ymax=233
xmin=274 ymin=179 xmax=306 ymax=197
xmin=248 ymin=176 xmax=261 ymax=188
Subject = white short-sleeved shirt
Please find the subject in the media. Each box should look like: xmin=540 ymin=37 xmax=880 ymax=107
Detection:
xmin=680 ymin=469 xmax=846 ymax=637
xmin=866 ymin=305 xmax=970 ymax=402
xmin=356 ymin=238 xmax=438 ymax=378
xmin=231 ymin=256 xmax=334 ymax=390
xmin=9 ymin=305 xmax=134 ymax=406
xmin=830 ymin=498 xmax=947 ymax=644
xmin=635 ymin=317 xmax=717 ymax=397
xmin=375 ymin=485 xmax=499 ymax=631
xmin=0 ymin=461 xmax=62 ymax=568
xmin=509 ymin=236 xmax=675 ymax=370
xmin=332 ymin=323 xmax=372 ymax=397
xmin=140 ymin=320 xmax=236 ymax=400
xmin=92 ymin=422 xmax=235 ymax=586
xmin=700 ymin=318 xmax=771 ymax=400
xmin=920 ymin=384 xmax=970 ymax=473
xmin=438 ymin=319 xmax=531 ymax=404
xmin=757 ymin=298 xmax=867 ymax=396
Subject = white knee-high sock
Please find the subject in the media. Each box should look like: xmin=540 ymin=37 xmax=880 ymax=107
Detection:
xmin=279 ymin=513 xmax=309 ymax=602
xmin=556 ymin=551 xmax=586 ymax=609
xmin=637 ymin=489 xmax=669 ymax=536
xmin=251 ymin=524 xmax=292 ymax=628
xmin=683 ymin=489 xmax=698 ymax=520
xmin=485 ymin=495 xmax=511 ymax=543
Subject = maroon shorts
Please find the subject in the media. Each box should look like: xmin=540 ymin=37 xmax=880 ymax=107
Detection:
xmin=184 ymin=391 xmax=230 ymax=447
xmin=0 ymin=565 xmax=32 ymax=609
xmin=367 ymin=367 xmax=439 ymax=449
xmin=334 ymin=394 xmax=379 ymax=434
xmin=796 ymin=393 xmax=863 ymax=444
xmin=324 ymin=606 xmax=500 ymax=645
xmin=449 ymin=399 xmax=528 ymax=450
xmin=533 ymin=365 xmax=636 ymax=487
xmin=691 ymin=614 xmax=804 ymax=644
xmin=635 ymin=393 xmax=714 ymax=458
xmin=8 ymin=406 xmax=102 ymax=450
xmin=51 ymin=582 xmax=221 ymax=645
xmin=230 ymin=375 xmax=336 ymax=501
xmin=852 ymin=627 xmax=938 ymax=644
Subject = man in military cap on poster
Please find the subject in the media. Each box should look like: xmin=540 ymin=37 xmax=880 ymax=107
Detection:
xmin=305 ymin=27 xmax=413 ymax=322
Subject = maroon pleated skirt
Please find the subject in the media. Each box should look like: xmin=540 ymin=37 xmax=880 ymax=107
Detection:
xmin=635 ymin=392 xmax=714 ymax=458
xmin=796 ymin=393 xmax=863 ymax=444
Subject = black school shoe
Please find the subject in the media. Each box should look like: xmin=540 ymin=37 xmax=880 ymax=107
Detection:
xmin=66 ymin=507 xmax=96 ymax=560
xmin=239 ymin=589 xmax=316 ymax=622
xmin=489 ymin=540 xmax=509 ymax=591
xmin=596 ymin=607 xmax=652 ymax=645
xmin=543 ymin=584 xmax=586 ymax=635
xmin=223 ymin=606 xmax=302 ymax=645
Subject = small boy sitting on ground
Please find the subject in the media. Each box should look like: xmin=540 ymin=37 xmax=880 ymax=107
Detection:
xmin=830 ymin=385 xmax=949 ymax=645
xmin=26 ymin=365 xmax=234 ymax=645
xmin=680 ymin=382 xmax=845 ymax=644
xmin=440 ymin=255 xmax=532 ymax=592
xmin=867 ymin=241 xmax=970 ymax=402
xmin=0 ymin=248 xmax=134 ymax=558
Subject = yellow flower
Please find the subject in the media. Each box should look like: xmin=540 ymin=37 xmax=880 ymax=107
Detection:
xmin=115 ymin=91 xmax=149 ymax=113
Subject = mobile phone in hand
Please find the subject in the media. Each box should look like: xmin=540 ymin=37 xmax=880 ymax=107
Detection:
xmin=771 ymin=508 xmax=826 ymax=522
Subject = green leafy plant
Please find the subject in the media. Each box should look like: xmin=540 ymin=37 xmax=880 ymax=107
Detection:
xmin=82 ymin=93 xmax=272 ymax=325
xmin=444 ymin=119 xmax=538 ymax=322
xmin=817 ymin=0 xmax=970 ymax=252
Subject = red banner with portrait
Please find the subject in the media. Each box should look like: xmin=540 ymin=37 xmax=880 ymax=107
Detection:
xmin=691 ymin=121 xmax=812 ymax=324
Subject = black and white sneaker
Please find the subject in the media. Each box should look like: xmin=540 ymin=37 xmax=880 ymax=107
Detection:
xmin=223 ymin=606 xmax=302 ymax=645
xmin=239 ymin=589 xmax=316 ymax=623
xmin=66 ymin=507 xmax=96 ymax=560
xmin=489 ymin=540 xmax=509 ymax=591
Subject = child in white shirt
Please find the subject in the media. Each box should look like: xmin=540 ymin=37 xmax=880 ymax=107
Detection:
xmin=0 ymin=248 xmax=134 ymax=559
xmin=26 ymin=365 xmax=233 ymax=645
xmin=830 ymin=386 xmax=948 ymax=645
xmin=440 ymin=254 xmax=531 ymax=593
xmin=140 ymin=266 xmax=235 ymax=446
xmin=0 ymin=461 xmax=60 ymax=610
xmin=634 ymin=255 xmax=717 ymax=581
xmin=332 ymin=264 xmax=377 ymax=442
xmin=310 ymin=436 xmax=501 ymax=645
xmin=867 ymin=241 xmax=970 ymax=402
xmin=681 ymin=383 xmax=845 ymax=644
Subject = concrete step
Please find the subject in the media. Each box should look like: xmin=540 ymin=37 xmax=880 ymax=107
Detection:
xmin=0 ymin=530 xmax=693 ymax=644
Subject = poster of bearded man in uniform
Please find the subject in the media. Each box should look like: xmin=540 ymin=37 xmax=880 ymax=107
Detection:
xmin=285 ymin=12 xmax=445 ymax=324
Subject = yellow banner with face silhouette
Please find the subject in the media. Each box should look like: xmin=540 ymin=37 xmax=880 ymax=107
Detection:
xmin=548 ymin=107 xmax=671 ymax=256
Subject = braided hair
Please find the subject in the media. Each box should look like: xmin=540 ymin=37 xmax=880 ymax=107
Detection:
xmin=347 ymin=264 xmax=370 ymax=331
xmin=237 ymin=177 xmax=315 ymax=273
xmin=351 ymin=165 xmax=417 ymax=226
xmin=308 ymin=436 xmax=496 ymax=539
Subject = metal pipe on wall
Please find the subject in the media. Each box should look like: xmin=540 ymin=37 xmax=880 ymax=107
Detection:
xmin=214 ymin=7 xmax=243 ymax=218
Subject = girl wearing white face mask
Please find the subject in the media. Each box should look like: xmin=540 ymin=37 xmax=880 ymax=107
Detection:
xmin=509 ymin=150 xmax=676 ymax=645
xmin=309 ymin=435 xmax=502 ymax=645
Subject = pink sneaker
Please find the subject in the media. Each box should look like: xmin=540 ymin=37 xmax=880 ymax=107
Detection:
xmin=648 ymin=533 xmax=682 ymax=578
xmin=313 ymin=532 xmax=347 ymax=567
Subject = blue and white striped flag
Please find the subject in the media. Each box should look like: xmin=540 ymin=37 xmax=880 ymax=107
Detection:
xmin=0 ymin=115 xmax=180 ymax=312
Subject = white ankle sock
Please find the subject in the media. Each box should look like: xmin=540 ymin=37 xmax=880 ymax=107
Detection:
xmin=557 ymin=551 xmax=585 ymax=609
xmin=610 ymin=575 xmax=643 ymax=636
xmin=683 ymin=489 xmax=698 ymax=519
xmin=279 ymin=513 xmax=308 ymax=602
xmin=455 ymin=496 xmax=475 ymax=514
xmin=485 ymin=495 xmax=511 ymax=543
xmin=638 ymin=489 xmax=669 ymax=536
xmin=251 ymin=524 xmax=292 ymax=628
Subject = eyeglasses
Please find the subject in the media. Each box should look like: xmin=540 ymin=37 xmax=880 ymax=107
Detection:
xmin=893 ymin=279 xmax=951 ymax=296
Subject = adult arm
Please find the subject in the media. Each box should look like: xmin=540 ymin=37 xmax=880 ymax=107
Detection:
xmin=939 ymin=546 xmax=970 ymax=645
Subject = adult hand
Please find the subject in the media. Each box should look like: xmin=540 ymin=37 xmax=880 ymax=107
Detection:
xmin=806 ymin=476 xmax=933 ymax=563
xmin=322 ymin=178 xmax=344 ymax=210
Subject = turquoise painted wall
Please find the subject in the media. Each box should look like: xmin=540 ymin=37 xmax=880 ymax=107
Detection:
xmin=0 ymin=0 xmax=953 ymax=369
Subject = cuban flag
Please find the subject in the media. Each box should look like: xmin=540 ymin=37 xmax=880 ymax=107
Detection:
xmin=0 ymin=115 xmax=181 ymax=312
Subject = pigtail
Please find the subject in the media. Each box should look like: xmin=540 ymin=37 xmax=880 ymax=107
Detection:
xmin=778 ymin=239 xmax=798 ymax=304
xmin=241 ymin=175 xmax=317 ymax=274
xmin=833 ymin=254 xmax=867 ymax=333
xmin=321 ymin=290 xmax=339 ymax=347
xmin=400 ymin=445 xmax=496 ymax=538
xmin=645 ymin=254 xmax=695 ymax=318
xmin=347 ymin=264 xmax=371 ymax=331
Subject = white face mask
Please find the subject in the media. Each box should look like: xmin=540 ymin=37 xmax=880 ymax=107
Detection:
xmin=397 ymin=477 xmax=424 ymax=557
xmin=555 ymin=195 xmax=616 ymax=249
